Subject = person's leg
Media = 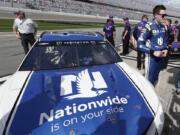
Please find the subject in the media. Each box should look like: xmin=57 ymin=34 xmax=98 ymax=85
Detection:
xmin=137 ymin=51 xmax=141 ymax=69
xmin=28 ymin=34 xmax=36 ymax=46
xmin=142 ymin=52 xmax=145 ymax=69
xmin=161 ymin=48 xmax=170 ymax=70
xmin=110 ymin=38 xmax=115 ymax=47
xmin=124 ymin=35 xmax=130 ymax=54
xmin=21 ymin=35 xmax=29 ymax=54
xmin=147 ymin=59 xmax=156 ymax=85
xmin=126 ymin=35 xmax=130 ymax=54
xmin=122 ymin=39 xmax=126 ymax=54
xmin=107 ymin=36 xmax=115 ymax=47
xmin=178 ymin=33 xmax=180 ymax=41
xmin=147 ymin=57 xmax=162 ymax=86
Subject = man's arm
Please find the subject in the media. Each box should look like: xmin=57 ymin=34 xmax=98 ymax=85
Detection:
xmin=137 ymin=23 xmax=167 ymax=57
xmin=113 ymin=26 xmax=116 ymax=39
xmin=137 ymin=23 xmax=152 ymax=54
xmin=12 ymin=19 xmax=20 ymax=39
xmin=133 ymin=24 xmax=138 ymax=40
xmin=122 ymin=30 xmax=128 ymax=39
xmin=32 ymin=20 xmax=38 ymax=36
xmin=130 ymin=35 xmax=137 ymax=49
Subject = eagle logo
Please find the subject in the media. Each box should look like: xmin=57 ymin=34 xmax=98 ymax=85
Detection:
xmin=66 ymin=69 xmax=107 ymax=99
xmin=157 ymin=37 xmax=163 ymax=46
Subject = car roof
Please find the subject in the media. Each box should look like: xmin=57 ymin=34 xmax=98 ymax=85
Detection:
xmin=39 ymin=31 xmax=104 ymax=42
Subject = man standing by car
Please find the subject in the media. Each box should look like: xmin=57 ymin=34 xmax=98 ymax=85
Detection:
xmin=137 ymin=5 xmax=168 ymax=86
xmin=133 ymin=15 xmax=148 ymax=70
xmin=121 ymin=17 xmax=131 ymax=55
xmin=103 ymin=19 xmax=116 ymax=46
xmin=161 ymin=18 xmax=174 ymax=70
xmin=13 ymin=11 xmax=38 ymax=54
xmin=172 ymin=20 xmax=179 ymax=41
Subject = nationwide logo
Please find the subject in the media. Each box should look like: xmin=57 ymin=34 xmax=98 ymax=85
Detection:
xmin=60 ymin=69 xmax=108 ymax=99
xmin=157 ymin=37 xmax=163 ymax=46
xmin=39 ymin=69 xmax=128 ymax=126
xmin=39 ymin=96 xmax=128 ymax=125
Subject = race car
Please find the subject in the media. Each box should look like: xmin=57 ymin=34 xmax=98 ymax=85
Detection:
xmin=0 ymin=31 xmax=164 ymax=135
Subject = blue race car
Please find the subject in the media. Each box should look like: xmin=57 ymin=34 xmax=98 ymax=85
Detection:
xmin=0 ymin=31 xmax=164 ymax=135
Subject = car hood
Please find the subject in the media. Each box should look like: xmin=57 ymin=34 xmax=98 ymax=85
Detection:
xmin=5 ymin=63 xmax=154 ymax=135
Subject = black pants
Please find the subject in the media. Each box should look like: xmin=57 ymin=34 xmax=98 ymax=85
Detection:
xmin=178 ymin=33 xmax=180 ymax=41
xmin=122 ymin=35 xmax=130 ymax=54
xmin=161 ymin=48 xmax=170 ymax=70
xmin=106 ymin=36 xmax=115 ymax=47
xmin=137 ymin=50 xmax=145 ymax=69
xmin=20 ymin=33 xmax=36 ymax=54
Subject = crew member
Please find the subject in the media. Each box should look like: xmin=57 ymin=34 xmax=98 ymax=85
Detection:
xmin=13 ymin=10 xmax=38 ymax=54
xmin=133 ymin=15 xmax=148 ymax=70
xmin=121 ymin=17 xmax=131 ymax=55
xmin=103 ymin=19 xmax=116 ymax=46
xmin=137 ymin=5 xmax=168 ymax=86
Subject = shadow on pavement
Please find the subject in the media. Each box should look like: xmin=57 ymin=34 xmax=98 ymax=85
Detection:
xmin=166 ymin=68 xmax=180 ymax=85
xmin=161 ymin=68 xmax=180 ymax=135
xmin=162 ymin=93 xmax=180 ymax=135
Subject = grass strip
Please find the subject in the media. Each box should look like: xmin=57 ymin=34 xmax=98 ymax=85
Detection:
xmin=0 ymin=19 xmax=124 ymax=32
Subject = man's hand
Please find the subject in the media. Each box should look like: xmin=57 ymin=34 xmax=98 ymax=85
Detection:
xmin=16 ymin=33 xmax=21 ymax=39
xmin=153 ymin=50 xmax=168 ymax=57
xmin=122 ymin=35 xmax=125 ymax=40
xmin=161 ymin=49 xmax=168 ymax=57
xmin=153 ymin=50 xmax=163 ymax=57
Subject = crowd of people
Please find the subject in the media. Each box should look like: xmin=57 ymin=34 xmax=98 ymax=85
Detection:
xmin=103 ymin=4 xmax=180 ymax=86
xmin=12 ymin=4 xmax=179 ymax=86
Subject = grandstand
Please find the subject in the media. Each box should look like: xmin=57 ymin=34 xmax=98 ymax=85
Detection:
xmin=0 ymin=0 xmax=180 ymax=20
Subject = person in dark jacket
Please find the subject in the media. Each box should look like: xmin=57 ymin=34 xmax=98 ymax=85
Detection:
xmin=133 ymin=15 xmax=148 ymax=70
xmin=121 ymin=17 xmax=131 ymax=55
xmin=103 ymin=19 xmax=116 ymax=46
xmin=161 ymin=18 xmax=174 ymax=69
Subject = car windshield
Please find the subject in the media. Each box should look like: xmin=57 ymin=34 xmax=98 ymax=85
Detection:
xmin=19 ymin=41 xmax=122 ymax=71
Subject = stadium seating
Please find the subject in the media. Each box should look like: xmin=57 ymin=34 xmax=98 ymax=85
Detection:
xmin=0 ymin=0 xmax=179 ymax=20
